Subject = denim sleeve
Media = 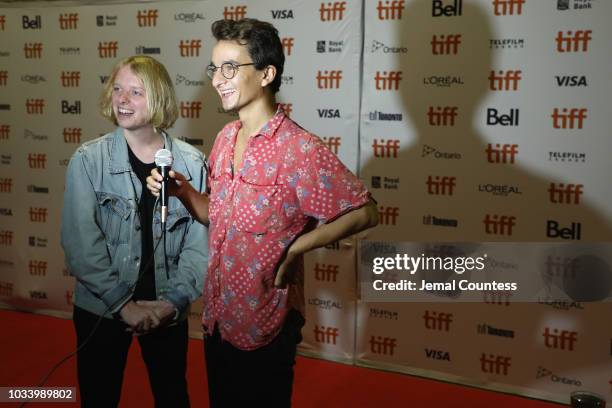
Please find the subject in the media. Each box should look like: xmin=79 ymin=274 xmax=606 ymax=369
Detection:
xmin=60 ymin=150 xmax=131 ymax=313
xmin=159 ymin=161 xmax=208 ymax=314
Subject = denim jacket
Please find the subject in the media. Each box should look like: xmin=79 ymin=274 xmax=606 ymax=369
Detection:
xmin=61 ymin=128 xmax=208 ymax=319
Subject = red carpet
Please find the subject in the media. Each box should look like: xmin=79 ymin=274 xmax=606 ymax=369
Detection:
xmin=0 ymin=310 xmax=563 ymax=407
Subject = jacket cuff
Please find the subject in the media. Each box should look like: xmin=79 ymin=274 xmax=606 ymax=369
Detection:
xmin=100 ymin=281 xmax=132 ymax=314
xmin=160 ymin=289 xmax=190 ymax=316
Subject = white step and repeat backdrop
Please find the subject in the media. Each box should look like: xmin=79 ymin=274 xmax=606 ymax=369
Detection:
xmin=0 ymin=0 xmax=610 ymax=405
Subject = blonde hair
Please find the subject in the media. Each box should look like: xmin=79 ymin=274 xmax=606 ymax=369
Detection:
xmin=100 ymin=56 xmax=178 ymax=130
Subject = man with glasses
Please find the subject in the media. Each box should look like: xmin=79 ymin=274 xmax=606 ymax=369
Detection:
xmin=147 ymin=18 xmax=378 ymax=407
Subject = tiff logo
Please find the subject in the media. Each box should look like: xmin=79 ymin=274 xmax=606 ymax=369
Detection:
xmin=29 ymin=207 xmax=48 ymax=222
xmin=426 ymin=176 xmax=456 ymax=195
xmin=180 ymin=101 xmax=202 ymax=119
xmin=492 ymin=0 xmax=525 ymax=16
xmin=0 ymin=15 xmax=5 ymax=30
xmin=137 ymin=9 xmax=158 ymax=27
xmin=0 ymin=230 xmax=13 ymax=245
xmin=98 ymin=41 xmax=118 ymax=58
xmin=0 ymin=282 xmax=13 ymax=297
xmin=322 ymin=137 xmax=341 ymax=155
xmin=552 ymin=108 xmax=587 ymax=129
xmin=320 ymin=2 xmax=347 ymax=21
xmin=427 ymin=106 xmax=458 ymax=126
xmin=317 ymin=70 xmax=343 ymax=89
xmin=556 ymin=30 xmax=592 ymax=53
xmin=24 ymin=43 xmax=43 ymax=59
xmin=26 ymin=99 xmax=45 ymax=115
xmin=431 ymin=34 xmax=462 ymax=55
xmin=480 ymin=353 xmax=512 ymax=375
xmin=372 ymin=139 xmax=400 ymax=158
xmin=489 ymin=70 xmax=522 ymax=90
xmin=314 ymin=263 xmax=339 ymax=282
xmin=377 ymin=0 xmax=405 ymax=20
xmin=378 ymin=206 xmax=399 ymax=225
xmin=548 ymin=183 xmax=583 ymax=204
xmin=423 ymin=310 xmax=453 ymax=331
xmin=370 ymin=335 xmax=397 ymax=355
xmin=0 ymin=71 xmax=6 ymax=86
xmin=544 ymin=256 xmax=578 ymax=279
xmin=63 ymin=128 xmax=82 ymax=144
xmin=543 ymin=328 xmax=578 ymax=351
xmin=29 ymin=260 xmax=47 ymax=276
xmin=483 ymin=291 xmax=512 ymax=305
xmin=59 ymin=13 xmax=78 ymax=30
xmin=314 ymin=325 xmax=339 ymax=344
xmin=375 ymin=71 xmax=402 ymax=90
xmin=0 ymin=125 xmax=9 ymax=140
xmin=223 ymin=6 xmax=247 ymax=21
xmin=483 ymin=214 xmax=516 ymax=235
xmin=279 ymin=103 xmax=292 ymax=117
xmin=61 ymin=71 xmax=80 ymax=87
xmin=433 ymin=0 xmax=462 ymax=16
xmin=0 ymin=178 xmax=12 ymax=193
xmin=28 ymin=153 xmax=47 ymax=169
xmin=282 ymin=37 xmax=294 ymax=56
xmin=179 ymin=40 xmax=202 ymax=57
xmin=486 ymin=144 xmax=518 ymax=164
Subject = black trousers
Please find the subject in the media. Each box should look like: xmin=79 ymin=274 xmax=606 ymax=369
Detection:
xmin=203 ymin=309 xmax=305 ymax=408
xmin=73 ymin=306 xmax=190 ymax=408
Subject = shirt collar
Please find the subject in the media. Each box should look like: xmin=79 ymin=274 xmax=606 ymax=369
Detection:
xmin=223 ymin=104 xmax=287 ymax=141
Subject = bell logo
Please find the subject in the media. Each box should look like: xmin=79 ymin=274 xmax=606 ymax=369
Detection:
xmin=322 ymin=137 xmax=341 ymax=155
xmin=431 ymin=34 xmax=462 ymax=55
xmin=61 ymin=100 xmax=81 ymax=114
xmin=489 ymin=70 xmax=522 ymax=91
xmin=179 ymin=40 xmax=202 ymax=57
xmin=372 ymin=139 xmax=400 ymax=158
xmin=548 ymin=183 xmax=583 ymax=204
xmin=552 ymin=108 xmax=587 ymax=129
xmin=480 ymin=353 xmax=512 ymax=375
xmin=556 ymin=30 xmax=592 ymax=53
xmin=28 ymin=153 xmax=47 ymax=169
xmin=59 ymin=13 xmax=78 ymax=30
xmin=26 ymin=99 xmax=45 ymax=115
xmin=316 ymin=70 xmax=343 ymax=89
xmin=61 ymin=71 xmax=80 ymax=87
xmin=543 ymin=328 xmax=577 ymax=351
xmin=0 ymin=178 xmax=12 ymax=193
xmin=486 ymin=143 xmax=518 ymax=164
xmin=487 ymin=108 xmax=519 ymax=126
xmin=423 ymin=310 xmax=453 ymax=330
xmin=483 ymin=214 xmax=516 ymax=235
xmin=320 ymin=2 xmax=347 ymax=21
xmin=24 ymin=43 xmax=43 ymax=59
xmin=0 ymin=71 xmax=6 ymax=86
xmin=546 ymin=220 xmax=581 ymax=240
xmin=426 ymin=176 xmax=456 ymax=195
xmin=279 ymin=103 xmax=292 ymax=117
xmin=63 ymin=128 xmax=82 ymax=144
xmin=98 ymin=41 xmax=118 ymax=58
xmin=0 ymin=230 xmax=13 ymax=246
xmin=28 ymin=260 xmax=47 ymax=276
xmin=0 ymin=15 xmax=5 ymax=30
xmin=22 ymin=15 xmax=42 ymax=29
xmin=0 ymin=125 xmax=9 ymax=140
xmin=180 ymin=101 xmax=202 ymax=119
xmin=374 ymin=71 xmax=402 ymax=90
xmin=432 ymin=0 xmax=462 ymax=16
xmin=29 ymin=207 xmax=48 ymax=222
xmin=370 ymin=336 xmax=397 ymax=355
xmin=281 ymin=37 xmax=294 ymax=56
xmin=427 ymin=106 xmax=458 ymax=126
xmin=137 ymin=9 xmax=158 ymax=27
xmin=314 ymin=263 xmax=339 ymax=282
xmin=483 ymin=291 xmax=511 ymax=305
xmin=492 ymin=0 xmax=525 ymax=16
xmin=223 ymin=6 xmax=247 ymax=21
xmin=378 ymin=206 xmax=399 ymax=225
xmin=314 ymin=325 xmax=339 ymax=344
xmin=377 ymin=0 xmax=405 ymax=20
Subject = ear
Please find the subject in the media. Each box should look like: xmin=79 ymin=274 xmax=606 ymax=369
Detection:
xmin=261 ymin=65 xmax=277 ymax=88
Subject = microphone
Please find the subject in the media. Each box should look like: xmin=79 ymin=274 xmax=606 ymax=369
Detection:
xmin=154 ymin=149 xmax=173 ymax=228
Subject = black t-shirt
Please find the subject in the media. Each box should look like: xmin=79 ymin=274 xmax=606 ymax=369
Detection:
xmin=127 ymin=144 xmax=157 ymax=301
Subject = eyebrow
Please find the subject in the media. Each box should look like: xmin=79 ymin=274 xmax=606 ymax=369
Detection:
xmin=209 ymin=59 xmax=240 ymax=66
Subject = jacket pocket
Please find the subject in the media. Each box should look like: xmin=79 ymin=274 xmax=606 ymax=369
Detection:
xmin=96 ymin=192 xmax=130 ymax=246
xmin=164 ymin=208 xmax=192 ymax=261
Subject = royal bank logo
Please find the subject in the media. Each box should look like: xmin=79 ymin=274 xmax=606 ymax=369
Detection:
xmin=421 ymin=144 xmax=461 ymax=160
xmin=490 ymin=38 xmax=525 ymax=49
xmin=96 ymin=15 xmax=118 ymax=27
xmin=281 ymin=75 xmax=294 ymax=85
xmin=371 ymin=40 xmax=408 ymax=54
xmin=557 ymin=0 xmax=595 ymax=11
xmin=0 ymin=51 xmax=9 ymax=57
xmin=28 ymin=235 xmax=48 ymax=247
xmin=316 ymin=40 xmax=344 ymax=53
xmin=1 ymin=154 xmax=10 ymax=165
xmin=371 ymin=176 xmax=399 ymax=190
xmin=548 ymin=151 xmax=586 ymax=163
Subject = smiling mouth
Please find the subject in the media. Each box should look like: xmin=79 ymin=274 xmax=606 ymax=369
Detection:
xmin=117 ymin=107 xmax=134 ymax=116
xmin=219 ymin=89 xmax=236 ymax=98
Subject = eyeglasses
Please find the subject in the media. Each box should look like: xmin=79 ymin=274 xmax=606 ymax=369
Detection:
xmin=206 ymin=62 xmax=256 ymax=80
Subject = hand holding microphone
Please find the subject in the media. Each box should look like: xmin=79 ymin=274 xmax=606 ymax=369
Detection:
xmin=147 ymin=150 xmax=188 ymax=199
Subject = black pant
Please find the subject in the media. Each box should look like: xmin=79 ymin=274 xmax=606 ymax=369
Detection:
xmin=204 ymin=309 xmax=305 ymax=408
xmin=73 ymin=306 xmax=190 ymax=408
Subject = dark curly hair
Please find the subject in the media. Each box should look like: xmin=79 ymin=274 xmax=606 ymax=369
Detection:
xmin=211 ymin=18 xmax=284 ymax=94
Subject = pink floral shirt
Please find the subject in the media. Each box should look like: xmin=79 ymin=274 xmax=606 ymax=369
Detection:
xmin=203 ymin=106 xmax=370 ymax=350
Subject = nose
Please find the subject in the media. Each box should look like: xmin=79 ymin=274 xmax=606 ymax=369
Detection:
xmin=211 ymin=69 xmax=226 ymax=88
